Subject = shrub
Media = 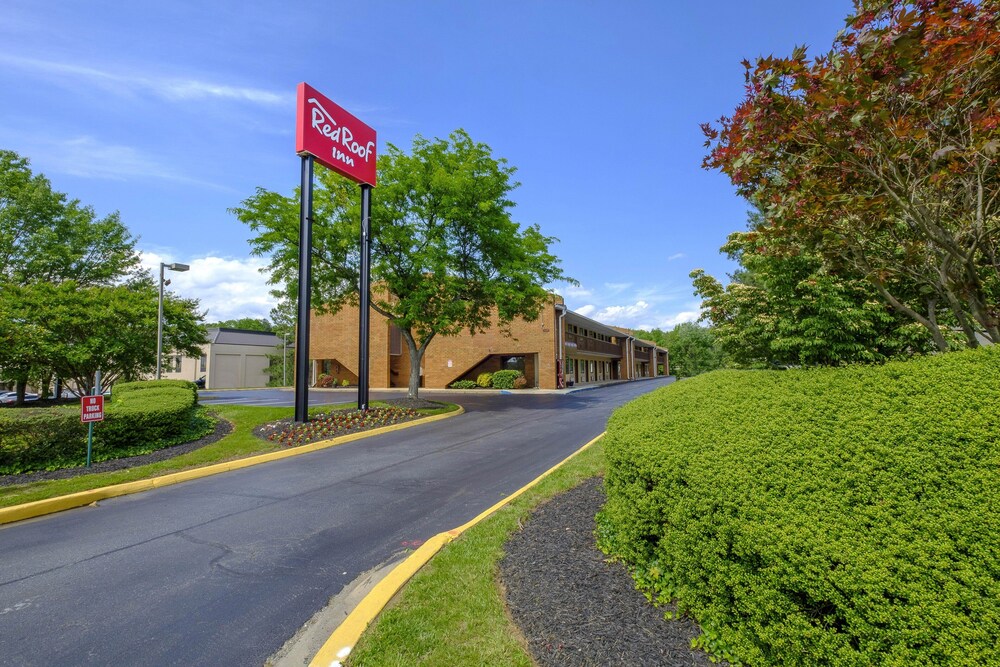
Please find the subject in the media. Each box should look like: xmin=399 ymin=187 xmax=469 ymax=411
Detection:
xmin=476 ymin=372 xmax=493 ymax=388
xmin=597 ymin=347 xmax=1000 ymax=666
xmin=0 ymin=408 xmax=86 ymax=474
xmin=99 ymin=383 xmax=198 ymax=453
xmin=341 ymin=379 xmax=350 ymax=387
xmin=449 ymin=380 xmax=478 ymax=389
xmin=490 ymin=370 xmax=523 ymax=389
xmin=316 ymin=374 xmax=336 ymax=388
xmin=513 ymin=375 xmax=528 ymax=389
xmin=0 ymin=380 xmax=206 ymax=474
xmin=114 ymin=378 xmax=198 ymax=399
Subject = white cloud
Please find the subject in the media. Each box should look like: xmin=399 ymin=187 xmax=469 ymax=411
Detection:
xmin=140 ymin=251 xmax=279 ymax=322
xmin=593 ymin=300 xmax=650 ymax=324
xmin=659 ymin=310 xmax=701 ymax=328
xmin=0 ymin=133 xmax=234 ymax=189
xmin=0 ymin=54 xmax=289 ymax=107
xmin=603 ymin=282 xmax=632 ymax=294
xmin=560 ymin=284 xmax=593 ymax=299
xmin=667 ymin=252 xmax=686 ymax=261
xmin=574 ymin=304 xmax=596 ymax=317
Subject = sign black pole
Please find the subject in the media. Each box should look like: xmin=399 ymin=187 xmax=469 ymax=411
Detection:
xmin=358 ymin=184 xmax=372 ymax=411
xmin=294 ymin=155 xmax=315 ymax=423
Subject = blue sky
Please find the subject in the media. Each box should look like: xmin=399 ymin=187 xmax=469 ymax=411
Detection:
xmin=2 ymin=0 xmax=853 ymax=328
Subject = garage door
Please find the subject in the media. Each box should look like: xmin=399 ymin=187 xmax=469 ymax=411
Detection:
xmin=213 ymin=354 xmax=241 ymax=389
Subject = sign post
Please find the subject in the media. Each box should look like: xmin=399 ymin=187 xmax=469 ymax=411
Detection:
xmin=81 ymin=395 xmax=104 ymax=467
xmin=80 ymin=371 xmax=104 ymax=467
xmin=294 ymin=82 xmax=377 ymax=421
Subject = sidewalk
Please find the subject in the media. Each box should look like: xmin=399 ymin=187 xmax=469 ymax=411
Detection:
xmin=304 ymin=375 xmax=672 ymax=397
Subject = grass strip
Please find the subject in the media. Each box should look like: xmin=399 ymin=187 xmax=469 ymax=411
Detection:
xmin=0 ymin=401 xmax=457 ymax=509
xmin=345 ymin=439 xmax=605 ymax=666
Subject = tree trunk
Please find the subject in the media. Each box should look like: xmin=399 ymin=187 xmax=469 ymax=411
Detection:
xmin=869 ymin=279 xmax=950 ymax=352
xmin=400 ymin=328 xmax=436 ymax=399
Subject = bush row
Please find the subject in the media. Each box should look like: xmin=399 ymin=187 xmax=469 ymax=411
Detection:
xmin=450 ymin=370 xmax=527 ymax=390
xmin=597 ymin=347 xmax=1000 ymax=666
xmin=0 ymin=379 xmax=205 ymax=474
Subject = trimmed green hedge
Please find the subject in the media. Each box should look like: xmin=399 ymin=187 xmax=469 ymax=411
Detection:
xmin=0 ymin=379 xmax=206 ymax=474
xmin=0 ymin=409 xmax=86 ymax=475
xmin=597 ymin=348 xmax=1000 ymax=666
xmin=114 ymin=378 xmax=199 ymax=400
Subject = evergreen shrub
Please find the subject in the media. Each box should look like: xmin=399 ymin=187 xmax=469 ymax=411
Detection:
xmin=597 ymin=347 xmax=1000 ymax=666
xmin=476 ymin=372 xmax=493 ymax=388
xmin=490 ymin=370 xmax=523 ymax=389
xmin=449 ymin=380 xmax=478 ymax=389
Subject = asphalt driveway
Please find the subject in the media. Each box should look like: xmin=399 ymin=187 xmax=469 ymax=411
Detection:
xmin=0 ymin=379 xmax=673 ymax=666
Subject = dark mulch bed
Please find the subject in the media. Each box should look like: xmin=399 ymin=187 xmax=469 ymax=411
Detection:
xmin=0 ymin=415 xmax=233 ymax=487
xmin=251 ymin=398 xmax=447 ymax=444
xmin=500 ymin=477 xmax=721 ymax=667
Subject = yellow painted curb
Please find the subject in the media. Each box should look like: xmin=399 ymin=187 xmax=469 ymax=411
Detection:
xmin=309 ymin=431 xmax=606 ymax=667
xmin=0 ymin=406 xmax=464 ymax=527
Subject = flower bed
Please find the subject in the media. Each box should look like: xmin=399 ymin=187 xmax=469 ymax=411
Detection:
xmin=255 ymin=407 xmax=420 ymax=447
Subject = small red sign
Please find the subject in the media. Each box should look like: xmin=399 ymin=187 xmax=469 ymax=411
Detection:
xmin=296 ymin=82 xmax=377 ymax=186
xmin=81 ymin=395 xmax=104 ymax=423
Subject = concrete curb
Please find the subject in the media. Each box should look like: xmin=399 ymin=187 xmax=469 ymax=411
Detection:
xmin=308 ymin=431 xmax=606 ymax=667
xmin=0 ymin=406 xmax=464 ymax=527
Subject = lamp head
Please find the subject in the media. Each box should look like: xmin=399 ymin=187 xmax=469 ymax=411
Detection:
xmin=166 ymin=263 xmax=190 ymax=272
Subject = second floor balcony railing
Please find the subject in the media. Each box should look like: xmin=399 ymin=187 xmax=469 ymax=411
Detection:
xmin=633 ymin=347 xmax=653 ymax=362
xmin=565 ymin=331 xmax=621 ymax=356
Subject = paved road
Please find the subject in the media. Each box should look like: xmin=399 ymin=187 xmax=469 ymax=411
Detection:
xmin=0 ymin=379 xmax=673 ymax=666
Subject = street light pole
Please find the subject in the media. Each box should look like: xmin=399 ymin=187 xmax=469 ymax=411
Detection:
xmin=282 ymin=334 xmax=287 ymax=386
xmin=156 ymin=262 xmax=190 ymax=380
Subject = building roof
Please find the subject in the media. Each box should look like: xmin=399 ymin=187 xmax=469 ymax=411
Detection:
xmin=207 ymin=328 xmax=283 ymax=347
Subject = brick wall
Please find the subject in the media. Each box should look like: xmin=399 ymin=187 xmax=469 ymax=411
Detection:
xmin=309 ymin=296 xmax=564 ymax=389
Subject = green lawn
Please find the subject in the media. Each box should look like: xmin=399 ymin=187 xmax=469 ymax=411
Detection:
xmin=345 ymin=439 xmax=605 ymax=666
xmin=0 ymin=401 xmax=457 ymax=508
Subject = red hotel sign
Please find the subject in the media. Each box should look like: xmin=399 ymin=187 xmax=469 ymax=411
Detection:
xmin=81 ymin=395 xmax=104 ymax=423
xmin=296 ymin=82 xmax=377 ymax=186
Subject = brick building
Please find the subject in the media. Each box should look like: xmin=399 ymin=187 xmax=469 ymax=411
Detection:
xmin=308 ymin=295 xmax=668 ymax=390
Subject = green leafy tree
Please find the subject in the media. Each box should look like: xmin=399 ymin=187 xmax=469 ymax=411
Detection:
xmin=262 ymin=299 xmax=295 ymax=387
xmin=661 ymin=323 xmax=725 ymax=377
xmin=233 ymin=129 xmax=572 ymax=398
xmin=692 ymin=216 xmax=935 ymax=367
xmin=1 ymin=279 xmax=205 ymax=395
xmin=0 ymin=150 xmax=140 ymax=287
xmin=0 ymin=150 xmax=145 ymax=402
xmin=702 ymin=0 xmax=1000 ymax=350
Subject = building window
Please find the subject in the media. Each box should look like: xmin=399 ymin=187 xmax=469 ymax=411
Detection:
xmin=502 ymin=356 xmax=526 ymax=373
xmin=173 ymin=354 xmax=183 ymax=373
xmin=390 ymin=325 xmax=402 ymax=356
xmin=200 ymin=354 xmax=207 ymax=372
